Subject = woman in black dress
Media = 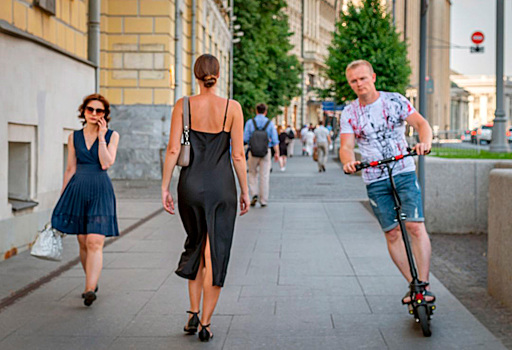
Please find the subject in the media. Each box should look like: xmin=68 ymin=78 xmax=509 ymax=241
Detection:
xmin=52 ymin=94 xmax=120 ymax=307
xmin=278 ymin=126 xmax=290 ymax=171
xmin=161 ymin=54 xmax=250 ymax=342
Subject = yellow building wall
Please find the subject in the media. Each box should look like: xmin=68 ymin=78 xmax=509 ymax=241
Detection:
xmin=101 ymin=0 xmax=174 ymax=105
xmin=101 ymin=0 xmax=230 ymax=104
xmin=1 ymin=0 xmax=88 ymax=59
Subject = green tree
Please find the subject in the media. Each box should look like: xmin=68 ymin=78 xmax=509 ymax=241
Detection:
xmin=233 ymin=0 xmax=301 ymax=120
xmin=324 ymin=0 xmax=411 ymax=103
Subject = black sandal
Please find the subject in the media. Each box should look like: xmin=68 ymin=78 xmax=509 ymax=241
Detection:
xmin=198 ymin=323 xmax=213 ymax=342
xmin=83 ymin=291 xmax=97 ymax=307
xmin=184 ymin=311 xmax=200 ymax=334
xmin=402 ymin=290 xmax=436 ymax=304
xmin=81 ymin=285 xmax=99 ymax=299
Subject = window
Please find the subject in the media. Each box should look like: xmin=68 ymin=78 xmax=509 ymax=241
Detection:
xmin=8 ymin=142 xmax=31 ymax=201
xmin=8 ymin=124 xmax=38 ymax=212
xmin=35 ymin=0 xmax=56 ymax=15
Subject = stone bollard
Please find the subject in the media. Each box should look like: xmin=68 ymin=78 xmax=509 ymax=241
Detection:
xmin=487 ymin=168 xmax=512 ymax=308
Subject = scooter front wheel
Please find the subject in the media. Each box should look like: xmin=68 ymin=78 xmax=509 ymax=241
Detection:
xmin=417 ymin=305 xmax=432 ymax=337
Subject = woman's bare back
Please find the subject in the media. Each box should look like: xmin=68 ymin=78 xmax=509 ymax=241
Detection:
xmin=189 ymin=95 xmax=232 ymax=133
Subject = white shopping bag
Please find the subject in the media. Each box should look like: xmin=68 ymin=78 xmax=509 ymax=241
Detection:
xmin=30 ymin=223 xmax=64 ymax=261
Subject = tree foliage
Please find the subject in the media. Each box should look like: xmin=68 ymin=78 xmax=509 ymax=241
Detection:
xmin=233 ymin=0 xmax=302 ymax=120
xmin=324 ymin=0 xmax=411 ymax=103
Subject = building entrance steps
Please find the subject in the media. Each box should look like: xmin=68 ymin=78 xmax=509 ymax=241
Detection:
xmin=0 ymin=153 xmax=507 ymax=349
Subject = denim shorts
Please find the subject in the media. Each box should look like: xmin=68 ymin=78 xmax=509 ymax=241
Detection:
xmin=366 ymin=171 xmax=424 ymax=232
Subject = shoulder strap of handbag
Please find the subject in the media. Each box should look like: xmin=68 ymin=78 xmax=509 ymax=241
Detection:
xmin=183 ymin=96 xmax=190 ymax=144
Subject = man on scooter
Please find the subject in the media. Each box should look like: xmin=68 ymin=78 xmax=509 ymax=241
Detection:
xmin=339 ymin=60 xmax=435 ymax=304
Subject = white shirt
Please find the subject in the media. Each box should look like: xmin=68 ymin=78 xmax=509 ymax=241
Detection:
xmin=340 ymin=92 xmax=416 ymax=184
xmin=314 ymin=126 xmax=330 ymax=144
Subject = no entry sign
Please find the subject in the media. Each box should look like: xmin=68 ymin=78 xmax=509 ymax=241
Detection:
xmin=471 ymin=31 xmax=485 ymax=45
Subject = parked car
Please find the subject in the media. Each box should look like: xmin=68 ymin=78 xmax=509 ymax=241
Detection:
xmin=474 ymin=124 xmax=493 ymax=144
xmin=461 ymin=130 xmax=472 ymax=142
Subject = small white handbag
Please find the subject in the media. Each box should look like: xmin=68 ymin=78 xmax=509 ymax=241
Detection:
xmin=30 ymin=223 xmax=64 ymax=261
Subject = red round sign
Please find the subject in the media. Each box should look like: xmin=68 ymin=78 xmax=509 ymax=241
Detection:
xmin=471 ymin=31 xmax=485 ymax=45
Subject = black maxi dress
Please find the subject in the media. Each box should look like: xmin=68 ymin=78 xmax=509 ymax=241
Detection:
xmin=175 ymin=99 xmax=237 ymax=287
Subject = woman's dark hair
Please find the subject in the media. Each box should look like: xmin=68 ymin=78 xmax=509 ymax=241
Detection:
xmin=78 ymin=93 xmax=111 ymax=126
xmin=194 ymin=54 xmax=220 ymax=88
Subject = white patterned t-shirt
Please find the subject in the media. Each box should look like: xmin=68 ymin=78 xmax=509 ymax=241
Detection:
xmin=340 ymin=92 xmax=416 ymax=184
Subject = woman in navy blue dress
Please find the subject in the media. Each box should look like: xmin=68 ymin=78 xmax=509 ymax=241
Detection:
xmin=52 ymin=94 xmax=120 ymax=307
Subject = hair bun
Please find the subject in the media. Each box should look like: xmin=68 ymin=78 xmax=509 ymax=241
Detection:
xmin=203 ymin=74 xmax=217 ymax=88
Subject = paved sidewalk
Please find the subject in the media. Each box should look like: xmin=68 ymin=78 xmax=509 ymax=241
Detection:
xmin=0 ymin=151 xmax=506 ymax=349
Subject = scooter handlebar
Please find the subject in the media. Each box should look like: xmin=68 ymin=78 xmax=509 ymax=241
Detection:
xmin=344 ymin=148 xmax=426 ymax=174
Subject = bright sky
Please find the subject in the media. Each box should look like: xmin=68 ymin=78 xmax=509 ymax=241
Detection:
xmin=450 ymin=0 xmax=512 ymax=76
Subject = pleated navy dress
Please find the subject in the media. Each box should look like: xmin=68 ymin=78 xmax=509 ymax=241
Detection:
xmin=175 ymin=99 xmax=237 ymax=287
xmin=51 ymin=129 xmax=119 ymax=237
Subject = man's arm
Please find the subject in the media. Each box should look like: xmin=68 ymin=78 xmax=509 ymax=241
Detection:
xmin=405 ymin=112 xmax=433 ymax=155
xmin=243 ymin=119 xmax=253 ymax=144
xmin=339 ymin=133 xmax=359 ymax=174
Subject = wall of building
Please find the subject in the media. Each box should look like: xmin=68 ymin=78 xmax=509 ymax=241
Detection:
xmin=451 ymin=74 xmax=512 ymax=128
xmin=0 ymin=0 xmax=89 ymax=59
xmin=0 ymin=32 xmax=94 ymax=260
xmin=102 ymin=0 xmax=231 ymax=180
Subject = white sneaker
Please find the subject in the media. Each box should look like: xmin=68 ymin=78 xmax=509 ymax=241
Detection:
xmin=280 ymin=167 xmax=285 ymax=172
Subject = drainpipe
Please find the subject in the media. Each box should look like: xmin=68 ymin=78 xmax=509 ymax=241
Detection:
xmin=87 ymin=0 xmax=101 ymax=92
xmin=300 ymin=0 xmax=305 ymax=127
xmin=191 ymin=0 xmax=197 ymax=95
xmin=175 ymin=0 xmax=183 ymax=102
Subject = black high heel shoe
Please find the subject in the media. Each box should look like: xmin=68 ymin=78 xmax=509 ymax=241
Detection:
xmin=198 ymin=323 xmax=213 ymax=342
xmin=183 ymin=311 xmax=200 ymax=334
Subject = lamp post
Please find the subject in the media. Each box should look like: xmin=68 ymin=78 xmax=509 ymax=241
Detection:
xmin=418 ymin=0 xmax=428 ymax=209
xmin=490 ymin=0 xmax=509 ymax=153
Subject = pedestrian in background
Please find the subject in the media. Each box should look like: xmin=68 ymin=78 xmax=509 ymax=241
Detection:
xmin=300 ymin=124 xmax=309 ymax=155
xmin=51 ymin=94 xmax=120 ymax=307
xmin=244 ymin=103 xmax=279 ymax=207
xmin=161 ymin=54 xmax=250 ymax=342
xmin=314 ymin=120 xmax=331 ymax=172
xmin=285 ymin=125 xmax=296 ymax=157
xmin=303 ymin=125 xmax=315 ymax=156
xmin=278 ymin=126 xmax=290 ymax=172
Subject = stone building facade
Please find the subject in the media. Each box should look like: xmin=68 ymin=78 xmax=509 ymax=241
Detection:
xmin=0 ymin=0 xmax=231 ymax=260
xmin=282 ymin=0 xmax=337 ymax=128
xmin=383 ymin=0 xmax=452 ymax=132
xmin=0 ymin=0 xmax=94 ymax=260
xmin=102 ymin=0 xmax=231 ymax=180
xmin=451 ymin=74 xmax=512 ymax=129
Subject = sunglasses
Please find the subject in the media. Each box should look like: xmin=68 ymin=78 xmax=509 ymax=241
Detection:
xmin=85 ymin=106 xmax=105 ymax=115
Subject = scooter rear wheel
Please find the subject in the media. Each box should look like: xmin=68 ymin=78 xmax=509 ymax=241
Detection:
xmin=417 ymin=305 xmax=432 ymax=337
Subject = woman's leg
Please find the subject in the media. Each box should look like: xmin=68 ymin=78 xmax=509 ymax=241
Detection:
xmin=201 ymin=234 xmax=221 ymax=334
xmin=77 ymin=235 xmax=87 ymax=273
xmin=187 ymin=254 xmax=204 ymax=319
xmin=84 ymin=234 xmax=105 ymax=292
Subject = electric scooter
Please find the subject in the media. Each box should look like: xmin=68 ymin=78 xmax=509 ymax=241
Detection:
xmin=346 ymin=149 xmax=436 ymax=337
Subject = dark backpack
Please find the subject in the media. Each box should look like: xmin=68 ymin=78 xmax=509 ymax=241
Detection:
xmin=249 ymin=118 xmax=271 ymax=157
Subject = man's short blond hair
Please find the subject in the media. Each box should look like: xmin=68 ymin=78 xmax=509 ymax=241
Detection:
xmin=345 ymin=60 xmax=374 ymax=76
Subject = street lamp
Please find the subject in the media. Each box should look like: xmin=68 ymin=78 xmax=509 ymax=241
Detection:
xmin=490 ymin=0 xmax=509 ymax=152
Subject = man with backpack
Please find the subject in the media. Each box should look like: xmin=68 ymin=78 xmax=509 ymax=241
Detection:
xmin=243 ymin=103 xmax=279 ymax=207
